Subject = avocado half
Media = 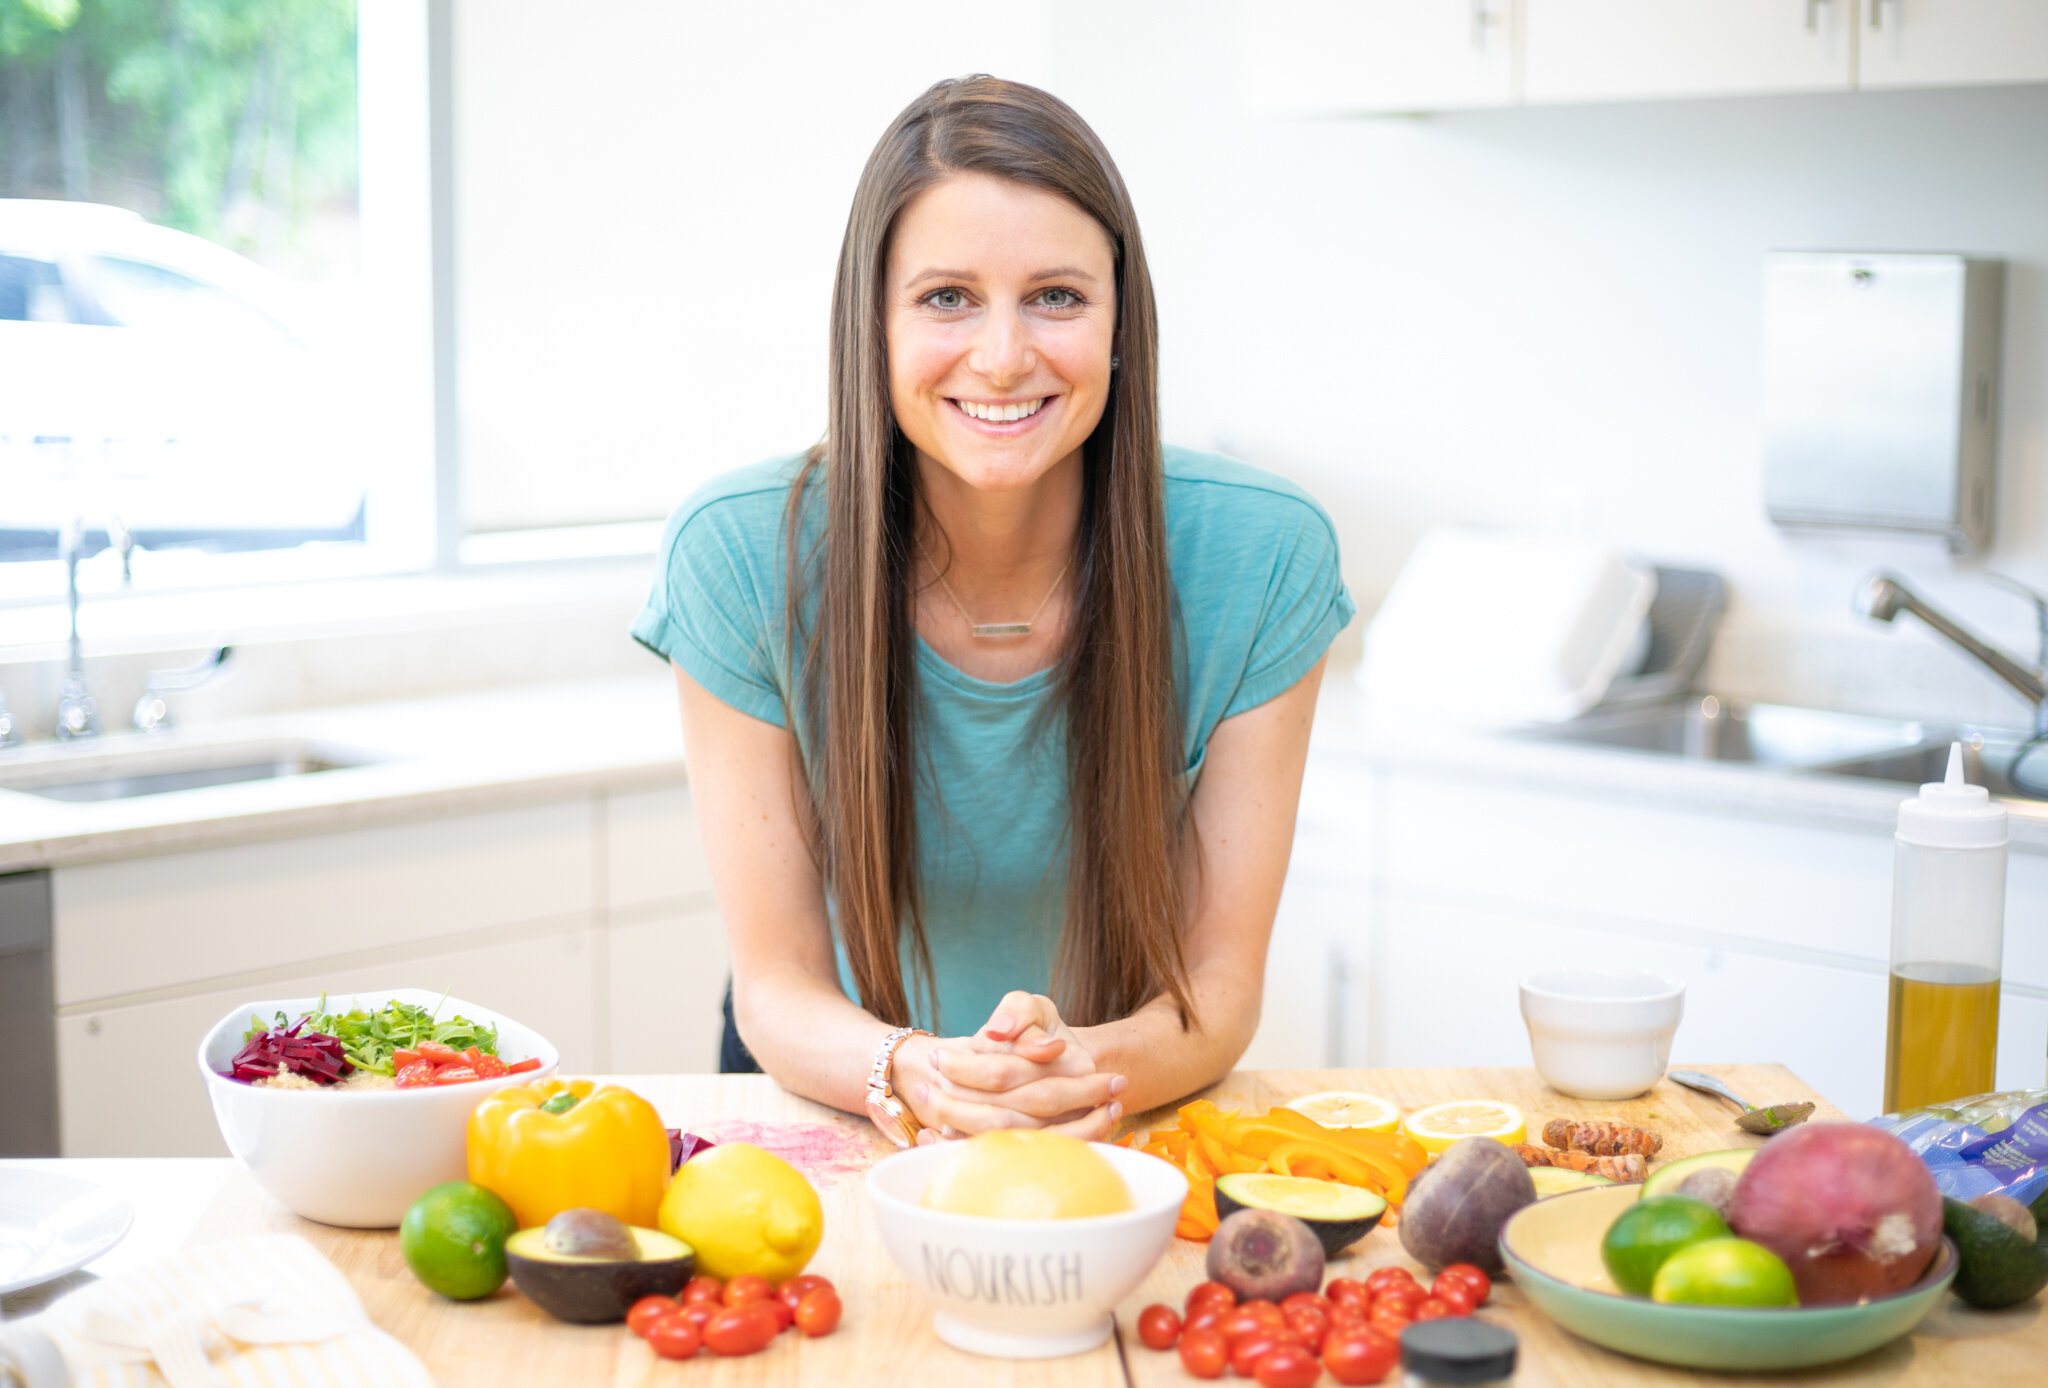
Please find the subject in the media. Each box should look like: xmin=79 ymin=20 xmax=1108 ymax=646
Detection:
xmin=1528 ymin=1166 xmax=1616 ymax=1198
xmin=1944 ymin=1195 xmax=2048 ymax=1310
xmin=1639 ymin=1147 xmax=1755 ymax=1201
xmin=1214 ymin=1172 xmax=1386 ymax=1257
xmin=504 ymin=1225 xmax=695 ymax=1323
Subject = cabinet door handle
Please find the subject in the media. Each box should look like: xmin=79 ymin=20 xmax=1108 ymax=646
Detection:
xmin=1805 ymin=0 xmax=1831 ymax=34
xmin=1870 ymin=0 xmax=1893 ymax=30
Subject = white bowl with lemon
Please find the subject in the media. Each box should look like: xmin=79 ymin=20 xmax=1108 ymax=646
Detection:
xmin=866 ymin=1131 xmax=1188 ymax=1358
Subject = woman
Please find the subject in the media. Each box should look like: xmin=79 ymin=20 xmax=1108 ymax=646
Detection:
xmin=632 ymin=76 xmax=1352 ymax=1146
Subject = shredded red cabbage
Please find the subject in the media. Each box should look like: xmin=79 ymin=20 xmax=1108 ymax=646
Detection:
xmin=228 ymin=1015 xmax=354 ymax=1085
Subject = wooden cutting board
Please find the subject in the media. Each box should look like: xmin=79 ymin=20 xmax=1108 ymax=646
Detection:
xmin=1113 ymin=1063 xmax=2046 ymax=1388
xmin=181 ymin=1066 xmax=2048 ymax=1386
xmin=185 ymin=1074 xmax=1126 ymax=1388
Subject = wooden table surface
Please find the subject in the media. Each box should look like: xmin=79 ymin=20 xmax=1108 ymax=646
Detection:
xmin=22 ymin=1066 xmax=2048 ymax=1385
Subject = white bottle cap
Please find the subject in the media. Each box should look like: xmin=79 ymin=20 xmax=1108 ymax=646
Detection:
xmin=1896 ymin=742 xmax=2008 ymax=849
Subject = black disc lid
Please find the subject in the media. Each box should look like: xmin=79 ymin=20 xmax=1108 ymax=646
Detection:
xmin=1399 ymin=1318 xmax=1519 ymax=1384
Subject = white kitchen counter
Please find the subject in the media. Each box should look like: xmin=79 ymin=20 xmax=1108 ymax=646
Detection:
xmin=0 ymin=675 xmax=687 ymax=872
xmin=1307 ymin=683 xmax=2048 ymax=853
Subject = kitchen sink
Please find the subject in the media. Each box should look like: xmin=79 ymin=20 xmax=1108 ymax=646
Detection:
xmin=1526 ymin=697 xmax=2046 ymax=799
xmin=1523 ymin=697 xmax=1931 ymax=771
xmin=0 ymin=737 xmax=386 ymax=803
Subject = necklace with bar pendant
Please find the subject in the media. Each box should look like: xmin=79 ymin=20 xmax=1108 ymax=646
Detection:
xmin=922 ymin=547 xmax=1072 ymax=638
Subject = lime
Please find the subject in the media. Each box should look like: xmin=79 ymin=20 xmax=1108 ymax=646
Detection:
xmin=401 ymin=1180 xmax=518 ymax=1300
xmin=1651 ymin=1236 xmax=1800 ymax=1307
xmin=1600 ymin=1195 xmax=1730 ymax=1296
xmin=658 ymin=1141 xmax=824 ymax=1283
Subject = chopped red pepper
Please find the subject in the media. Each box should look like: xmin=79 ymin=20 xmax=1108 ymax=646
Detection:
xmin=392 ymin=1049 xmax=423 ymax=1071
xmin=417 ymin=1041 xmax=461 ymax=1063
xmin=432 ymin=1065 xmax=480 ymax=1085
xmin=506 ymin=1057 xmax=543 ymax=1074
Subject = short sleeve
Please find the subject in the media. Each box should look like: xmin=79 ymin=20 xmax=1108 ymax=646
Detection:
xmin=630 ymin=480 xmax=790 ymax=728
xmin=1221 ymin=501 xmax=1356 ymax=720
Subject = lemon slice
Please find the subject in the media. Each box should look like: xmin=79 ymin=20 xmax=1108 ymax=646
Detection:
xmin=1284 ymin=1091 xmax=1402 ymax=1134
xmin=1400 ymin=1099 xmax=1526 ymax=1154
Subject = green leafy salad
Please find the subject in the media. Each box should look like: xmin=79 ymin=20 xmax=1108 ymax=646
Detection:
xmin=243 ymin=994 xmax=501 ymax=1077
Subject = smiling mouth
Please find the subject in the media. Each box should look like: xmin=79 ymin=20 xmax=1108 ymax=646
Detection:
xmin=952 ymin=397 xmax=1047 ymax=424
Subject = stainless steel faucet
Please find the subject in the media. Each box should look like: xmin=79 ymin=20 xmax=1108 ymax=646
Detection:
xmin=1856 ymin=571 xmax=2048 ymax=736
xmin=133 ymin=646 xmax=232 ymax=732
xmin=55 ymin=517 xmax=100 ymax=741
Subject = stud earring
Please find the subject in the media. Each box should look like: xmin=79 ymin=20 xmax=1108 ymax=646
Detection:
xmin=1110 ymin=354 xmax=1121 ymax=369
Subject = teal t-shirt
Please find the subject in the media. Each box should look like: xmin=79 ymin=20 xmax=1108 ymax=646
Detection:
xmin=630 ymin=446 xmax=1354 ymax=1035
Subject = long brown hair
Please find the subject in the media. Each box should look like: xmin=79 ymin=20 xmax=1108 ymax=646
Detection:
xmin=787 ymin=75 xmax=1190 ymax=1032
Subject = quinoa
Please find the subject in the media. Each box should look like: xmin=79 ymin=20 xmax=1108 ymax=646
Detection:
xmin=253 ymin=1069 xmax=396 ymax=1091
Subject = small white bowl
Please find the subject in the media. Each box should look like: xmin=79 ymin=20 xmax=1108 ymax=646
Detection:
xmin=197 ymin=989 xmax=559 ymax=1228
xmin=1519 ymin=969 xmax=1684 ymax=1100
xmin=866 ymin=1142 xmax=1187 ymax=1358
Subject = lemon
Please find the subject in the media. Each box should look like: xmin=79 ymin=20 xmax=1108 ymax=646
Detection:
xmin=920 ymin=1130 xmax=1132 ymax=1219
xmin=1651 ymin=1236 xmax=1799 ymax=1307
xmin=1400 ymin=1099 xmax=1526 ymax=1154
xmin=1601 ymin=1195 xmax=1730 ymax=1297
xmin=401 ymin=1181 xmax=517 ymax=1301
xmin=1285 ymin=1091 xmax=1402 ymax=1134
xmin=658 ymin=1141 xmax=824 ymax=1282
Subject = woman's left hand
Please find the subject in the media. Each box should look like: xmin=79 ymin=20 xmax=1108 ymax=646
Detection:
xmin=914 ymin=991 xmax=1126 ymax=1142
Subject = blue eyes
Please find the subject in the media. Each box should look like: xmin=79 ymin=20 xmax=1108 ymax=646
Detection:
xmin=919 ymin=287 xmax=1084 ymax=312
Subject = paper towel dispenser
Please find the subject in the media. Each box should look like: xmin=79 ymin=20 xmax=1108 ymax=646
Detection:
xmin=1762 ymin=252 xmax=2003 ymax=553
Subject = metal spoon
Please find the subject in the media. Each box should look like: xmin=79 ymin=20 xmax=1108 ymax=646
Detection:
xmin=1668 ymin=1069 xmax=1815 ymax=1135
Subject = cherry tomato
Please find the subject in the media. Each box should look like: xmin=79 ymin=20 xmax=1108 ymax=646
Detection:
xmin=1184 ymin=1307 xmax=1226 ymax=1335
xmin=1412 ymin=1297 xmax=1457 ymax=1322
xmin=1186 ymin=1281 xmax=1238 ymax=1316
xmin=757 ymin=1296 xmax=795 ymax=1333
xmin=1230 ymin=1330 xmax=1302 ymax=1378
xmin=393 ymin=1061 xmax=437 ymax=1089
xmin=1285 ymin=1304 xmax=1331 ymax=1352
xmin=722 ymin=1273 xmax=774 ymax=1308
xmin=1323 ymin=1328 xmax=1397 ymax=1386
xmin=416 ymin=1040 xmax=461 ymax=1062
xmin=703 ymin=1304 xmax=780 ymax=1357
xmin=681 ymin=1276 xmax=724 ymax=1304
xmin=776 ymin=1274 xmax=830 ymax=1310
xmin=1137 ymin=1303 xmax=1183 ymax=1351
xmin=678 ymin=1301 xmax=716 ymax=1332
xmin=1366 ymin=1308 xmax=1411 ymax=1341
xmin=795 ymin=1286 xmax=842 ymax=1337
xmin=1363 ymin=1267 xmax=1416 ymax=1297
xmin=1428 ymin=1280 xmax=1476 ymax=1316
xmin=645 ymin=1312 xmax=701 ymax=1361
xmin=1254 ymin=1344 xmax=1324 ymax=1388
xmin=1436 ymin=1264 xmax=1491 ymax=1306
xmin=1281 ymin=1291 xmax=1332 ymax=1317
xmin=1179 ymin=1326 xmax=1229 ymax=1380
xmin=391 ymin=1049 xmax=423 ymax=1071
xmin=626 ymin=1295 xmax=679 ymax=1338
xmin=1376 ymin=1284 xmax=1425 ymax=1317
xmin=1221 ymin=1307 xmax=1284 ymax=1344
xmin=1324 ymin=1278 xmax=1370 ymax=1309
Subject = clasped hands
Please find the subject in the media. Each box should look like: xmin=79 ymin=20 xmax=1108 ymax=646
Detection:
xmin=899 ymin=990 xmax=1126 ymax=1143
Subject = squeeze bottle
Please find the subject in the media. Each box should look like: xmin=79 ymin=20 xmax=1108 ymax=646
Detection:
xmin=1882 ymin=742 xmax=2007 ymax=1114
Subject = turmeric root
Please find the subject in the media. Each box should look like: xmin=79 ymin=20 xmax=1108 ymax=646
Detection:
xmin=1511 ymin=1144 xmax=1647 ymax=1183
xmin=1542 ymin=1118 xmax=1664 ymax=1158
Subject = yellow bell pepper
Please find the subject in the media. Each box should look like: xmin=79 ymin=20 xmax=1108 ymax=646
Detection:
xmin=466 ymin=1078 xmax=671 ymax=1230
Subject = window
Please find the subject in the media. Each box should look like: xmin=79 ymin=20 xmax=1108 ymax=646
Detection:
xmin=0 ymin=0 xmax=431 ymax=588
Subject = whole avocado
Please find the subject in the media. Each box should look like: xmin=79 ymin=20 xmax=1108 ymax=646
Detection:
xmin=1944 ymin=1193 xmax=2048 ymax=1310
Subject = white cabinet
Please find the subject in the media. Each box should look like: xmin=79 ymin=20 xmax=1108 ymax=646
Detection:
xmin=1241 ymin=0 xmax=1518 ymax=116
xmin=1522 ymin=0 xmax=1854 ymax=104
xmin=1279 ymin=747 xmax=2048 ymax=1118
xmin=1857 ymin=0 xmax=2048 ymax=89
xmin=50 ymin=781 xmax=721 ymax=1157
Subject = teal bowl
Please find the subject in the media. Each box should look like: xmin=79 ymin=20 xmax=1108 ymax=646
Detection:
xmin=1498 ymin=1184 xmax=1957 ymax=1372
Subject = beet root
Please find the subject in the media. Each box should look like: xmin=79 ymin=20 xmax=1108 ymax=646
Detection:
xmin=1206 ymin=1209 xmax=1325 ymax=1303
xmin=1727 ymin=1122 xmax=1942 ymax=1306
xmin=1398 ymin=1137 xmax=1536 ymax=1276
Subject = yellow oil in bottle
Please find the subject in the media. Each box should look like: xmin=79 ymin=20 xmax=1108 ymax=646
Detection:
xmin=1883 ymin=963 xmax=2001 ymax=1113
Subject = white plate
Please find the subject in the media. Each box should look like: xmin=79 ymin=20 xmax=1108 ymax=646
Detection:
xmin=0 ymin=1167 xmax=134 ymax=1297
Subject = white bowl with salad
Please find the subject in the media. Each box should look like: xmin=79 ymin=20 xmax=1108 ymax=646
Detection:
xmin=196 ymin=989 xmax=559 ymax=1228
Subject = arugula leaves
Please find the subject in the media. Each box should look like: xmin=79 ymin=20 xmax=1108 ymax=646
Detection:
xmin=244 ymin=992 xmax=501 ymax=1076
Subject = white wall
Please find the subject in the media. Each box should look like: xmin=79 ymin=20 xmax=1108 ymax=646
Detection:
xmin=455 ymin=1 xmax=2048 ymax=728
